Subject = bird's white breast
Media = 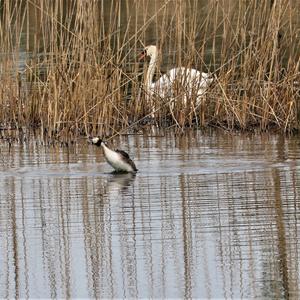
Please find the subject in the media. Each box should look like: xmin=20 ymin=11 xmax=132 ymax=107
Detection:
xmin=102 ymin=146 xmax=134 ymax=172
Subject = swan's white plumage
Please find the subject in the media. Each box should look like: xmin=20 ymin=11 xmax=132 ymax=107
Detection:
xmin=143 ymin=45 xmax=212 ymax=105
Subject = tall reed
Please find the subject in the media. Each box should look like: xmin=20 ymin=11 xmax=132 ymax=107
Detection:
xmin=0 ymin=0 xmax=299 ymax=139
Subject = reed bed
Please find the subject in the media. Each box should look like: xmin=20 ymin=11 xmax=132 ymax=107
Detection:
xmin=0 ymin=0 xmax=299 ymax=140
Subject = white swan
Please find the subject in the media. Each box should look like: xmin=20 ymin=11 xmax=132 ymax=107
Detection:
xmin=140 ymin=45 xmax=212 ymax=106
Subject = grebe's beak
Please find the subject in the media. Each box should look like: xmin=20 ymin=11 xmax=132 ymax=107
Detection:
xmin=139 ymin=50 xmax=146 ymax=61
xmin=88 ymin=136 xmax=95 ymax=144
xmin=88 ymin=136 xmax=99 ymax=144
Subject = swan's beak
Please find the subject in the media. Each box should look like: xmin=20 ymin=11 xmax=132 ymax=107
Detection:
xmin=139 ymin=50 xmax=146 ymax=60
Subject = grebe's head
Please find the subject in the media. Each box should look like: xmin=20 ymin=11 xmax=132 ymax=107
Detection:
xmin=139 ymin=45 xmax=157 ymax=60
xmin=90 ymin=137 xmax=103 ymax=147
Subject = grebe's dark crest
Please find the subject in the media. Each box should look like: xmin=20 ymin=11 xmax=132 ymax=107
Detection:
xmin=91 ymin=137 xmax=138 ymax=173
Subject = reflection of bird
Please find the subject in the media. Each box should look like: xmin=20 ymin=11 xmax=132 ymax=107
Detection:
xmin=91 ymin=137 xmax=138 ymax=173
xmin=102 ymin=172 xmax=136 ymax=204
xmin=140 ymin=45 xmax=212 ymax=104
xmin=107 ymin=172 xmax=136 ymax=194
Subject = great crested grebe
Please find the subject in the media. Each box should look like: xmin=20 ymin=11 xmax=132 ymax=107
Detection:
xmin=140 ymin=45 xmax=212 ymax=105
xmin=91 ymin=137 xmax=138 ymax=173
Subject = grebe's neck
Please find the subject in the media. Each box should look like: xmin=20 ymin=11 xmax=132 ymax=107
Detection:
xmin=101 ymin=142 xmax=110 ymax=152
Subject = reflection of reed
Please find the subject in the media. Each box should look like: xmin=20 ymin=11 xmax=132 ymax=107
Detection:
xmin=179 ymin=174 xmax=192 ymax=299
xmin=82 ymin=173 xmax=137 ymax=298
xmin=2 ymin=178 xmax=29 ymax=299
xmin=108 ymin=172 xmax=138 ymax=298
xmin=20 ymin=181 xmax=29 ymax=299
xmin=272 ymin=168 xmax=289 ymax=298
xmin=2 ymin=135 xmax=300 ymax=298
xmin=39 ymin=178 xmax=73 ymax=299
xmin=82 ymin=179 xmax=103 ymax=298
xmin=9 ymin=178 xmax=19 ymax=299
xmin=171 ymin=165 xmax=299 ymax=299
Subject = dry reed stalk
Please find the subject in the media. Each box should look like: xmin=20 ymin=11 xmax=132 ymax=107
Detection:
xmin=0 ymin=0 xmax=298 ymax=140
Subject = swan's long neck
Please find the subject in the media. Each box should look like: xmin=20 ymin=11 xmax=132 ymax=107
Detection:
xmin=145 ymin=51 xmax=158 ymax=93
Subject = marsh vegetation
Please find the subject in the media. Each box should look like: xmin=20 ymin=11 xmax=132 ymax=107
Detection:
xmin=0 ymin=0 xmax=299 ymax=139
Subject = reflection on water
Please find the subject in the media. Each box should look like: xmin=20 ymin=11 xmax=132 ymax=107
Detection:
xmin=0 ymin=131 xmax=300 ymax=298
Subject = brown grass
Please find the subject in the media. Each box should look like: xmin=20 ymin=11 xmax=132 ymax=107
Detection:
xmin=0 ymin=0 xmax=299 ymax=140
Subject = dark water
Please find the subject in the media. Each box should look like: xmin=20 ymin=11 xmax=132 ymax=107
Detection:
xmin=0 ymin=130 xmax=300 ymax=298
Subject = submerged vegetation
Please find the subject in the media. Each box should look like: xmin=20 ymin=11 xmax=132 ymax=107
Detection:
xmin=0 ymin=0 xmax=299 ymax=139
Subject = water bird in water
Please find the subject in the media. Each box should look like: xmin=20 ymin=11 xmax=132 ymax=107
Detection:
xmin=91 ymin=137 xmax=138 ymax=173
xmin=140 ymin=45 xmax=212 ymax=106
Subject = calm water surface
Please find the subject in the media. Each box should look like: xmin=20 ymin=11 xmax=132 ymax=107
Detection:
xmin=0 ymin=130 xmax=300 ymax=299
